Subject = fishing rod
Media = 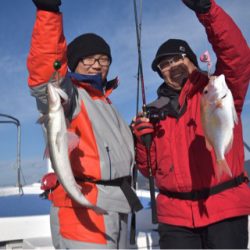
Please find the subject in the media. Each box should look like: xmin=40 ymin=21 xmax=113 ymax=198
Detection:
xmin=134 ymin=0 xmax=142 ymax=115
xmin=133 ymin=0 xmax=158 ymax=227
xmin=130 ymin=0 xmax=143 ymax=245
xmin=133 ymin=0 xmax=146 ymax=108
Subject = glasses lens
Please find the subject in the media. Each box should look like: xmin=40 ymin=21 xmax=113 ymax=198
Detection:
xmin=158 ymin=59 xmax=172 ymax=69
xmin=82 ymin=56 xmax=110 ymax=66
xmin=158 ymin=54 xmax=185 ymax=70
xmin=82 ymin=57 xmax=95 ymax=66
xmin=158 ymin=60 xmax=171 ymax=70
xmin=99 ymin=57 xmax=110 ymax=66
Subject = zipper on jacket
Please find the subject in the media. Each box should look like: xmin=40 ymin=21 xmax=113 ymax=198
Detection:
xmin=106 ymin=146 xmax=112 ymax=180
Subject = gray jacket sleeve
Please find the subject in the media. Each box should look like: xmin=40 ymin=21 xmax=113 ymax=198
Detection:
xmin=29 ymin=77 xmax=81 ymax=121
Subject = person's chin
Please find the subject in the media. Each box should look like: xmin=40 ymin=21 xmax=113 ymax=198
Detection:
xmin=168 ymin=81 xmax=182 ymax=90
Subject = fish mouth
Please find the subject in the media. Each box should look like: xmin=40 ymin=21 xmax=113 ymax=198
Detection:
xmin=220 ymin=93 xmax=227 ymax=99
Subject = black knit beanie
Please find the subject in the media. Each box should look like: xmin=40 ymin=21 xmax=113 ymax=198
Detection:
xmin=67 ymin=33 xmax=112 ymax=72
xmin=152 ymin=39 xmax=198 ymax=78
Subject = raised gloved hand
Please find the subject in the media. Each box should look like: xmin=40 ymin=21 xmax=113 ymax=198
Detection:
xmin=131 ymin=115 xmax=154 ymax=145
xmin=182 ymin=0 xmax=211 ymax=14
xmin=32 ymin=0 xmax=61 ymax=12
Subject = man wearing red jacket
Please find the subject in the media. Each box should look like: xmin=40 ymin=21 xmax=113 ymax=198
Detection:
xmin=132 ymin=0 xmax=250 ymax=248
xmin=27 ymin=0 xmax=142 ymax=249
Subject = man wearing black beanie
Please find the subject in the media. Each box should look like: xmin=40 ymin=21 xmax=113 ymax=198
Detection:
xmin=27 ymin=0 xmax=142 ymax=249
xmin=132 ymin=0 xmax=250 ymax=249
xmin=67 ymin=33 xmax=112 ymax=73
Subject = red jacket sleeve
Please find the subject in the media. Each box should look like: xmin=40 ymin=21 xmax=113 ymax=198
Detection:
xmin=197 ymin=0 xmax=250 ymax=113
xmin=136 ymin=140 xmax=157 ymax=178
xmin=27 ymin=10 xmax=68 ymax=87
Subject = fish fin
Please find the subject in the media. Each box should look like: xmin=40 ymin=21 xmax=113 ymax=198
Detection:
xmin=225 ymin=136 xmax=233 ymax=154
xmin=43 ymin=143 xmax=50 ymax=159
xmin=65 ymin=119 xmax=70 ymax=128
xmin=216 ymin=159 xmax=232 ymax=180
xmin=37 ymin=115 xmax=48 ymax=125
xmin=205 ymin=138 xmax=213 ymax=151
xmin=93 ymin=206 xmax=108 ymax=215
xmin=73 ymin=182 xmax=82 ymax=191
xmin=200 ymin=96 xmax=208 ymax=111
xmin=68 ymin=131 xmax=80 ymax=153
xmin=232 ymin=105 xmax=238 ymax=125
xmin=215 ymin=100 xmax=223 ymax=108
xmin=54 ymin=86 xmax=69 ymax=103
xmin=55 ymin=131 xmax=63 ymax=153
xmin=76 ymin=183 xmax=82 ymax=190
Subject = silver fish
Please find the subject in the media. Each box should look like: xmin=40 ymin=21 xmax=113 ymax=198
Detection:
xmin=41 ymin=83 xmax=106 ymax=214
xmin=200 ymin=74 xmax=238 ymax=179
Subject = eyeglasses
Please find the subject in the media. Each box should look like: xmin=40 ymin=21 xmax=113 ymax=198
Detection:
xmin=81 ymin=56 xmax=110 ymax=67
xmin=157 ymin=54 xmax=186 ymax=71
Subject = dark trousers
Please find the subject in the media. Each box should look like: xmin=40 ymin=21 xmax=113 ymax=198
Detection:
xmin=158 ymin=216 xmax=248 ymax=249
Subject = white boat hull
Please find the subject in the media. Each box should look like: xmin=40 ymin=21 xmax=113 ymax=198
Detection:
xmin=0 ymin=185 xmax=249 ymax=249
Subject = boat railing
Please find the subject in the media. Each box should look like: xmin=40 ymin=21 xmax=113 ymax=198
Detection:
xmin=0 ymin=113 xmax=23 ymax=194
xmin=244 ymin=141 xmax=250 ymax=153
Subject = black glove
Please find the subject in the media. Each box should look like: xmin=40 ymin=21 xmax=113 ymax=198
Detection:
xmin=32 ymin=0 xmax=61 ymax=12
xmin=182 ymin=0 xmax=211 ymax=14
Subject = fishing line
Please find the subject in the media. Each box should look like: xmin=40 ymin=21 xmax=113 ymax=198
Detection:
xmin=200 ymin=15 xmax=212 ymax=77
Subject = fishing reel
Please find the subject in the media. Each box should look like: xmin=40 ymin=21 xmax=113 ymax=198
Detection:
xmin=145 ymin=106 xmax=168 ymax=123
xmin=143 ymin=95 xmax=186 ymax=123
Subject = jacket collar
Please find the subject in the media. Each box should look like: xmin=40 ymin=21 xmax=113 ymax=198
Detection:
xmin=156 ymin=83 xmax=186 ymax=119
xmin=67 ymin=72 xmax=119 ymax=97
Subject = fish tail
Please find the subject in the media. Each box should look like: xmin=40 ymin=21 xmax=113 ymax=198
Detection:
xmin=43 ymin=144 xmax=50 ymax=159
xmin=216 ymin=159 xmax=232 ymax=180
xmin=67 ymin=131 xmax=80 ymax=154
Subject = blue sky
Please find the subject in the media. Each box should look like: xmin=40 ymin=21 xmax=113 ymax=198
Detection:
xmin=0 ymin=0 xmax=249 ymax=185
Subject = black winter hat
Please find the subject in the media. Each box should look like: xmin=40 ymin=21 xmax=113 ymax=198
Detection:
xmin=67 ymin=33 xmax=112 ymax=72
xmin=152 ymin=39 xmax=198 ymax=76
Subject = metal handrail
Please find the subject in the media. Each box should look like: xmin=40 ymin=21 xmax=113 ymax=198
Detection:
xmin=244 ymin=141 xmax=250 ymax=153
xmin=0 ymin=113 xmax=23 ymax=194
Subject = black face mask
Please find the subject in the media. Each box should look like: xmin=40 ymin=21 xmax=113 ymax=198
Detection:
xmin=169 ymin=64 xmax=189 ymax=87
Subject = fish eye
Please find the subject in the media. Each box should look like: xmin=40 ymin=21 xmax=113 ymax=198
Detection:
xmin=204 ymin=90 xmax=208 ymax=94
